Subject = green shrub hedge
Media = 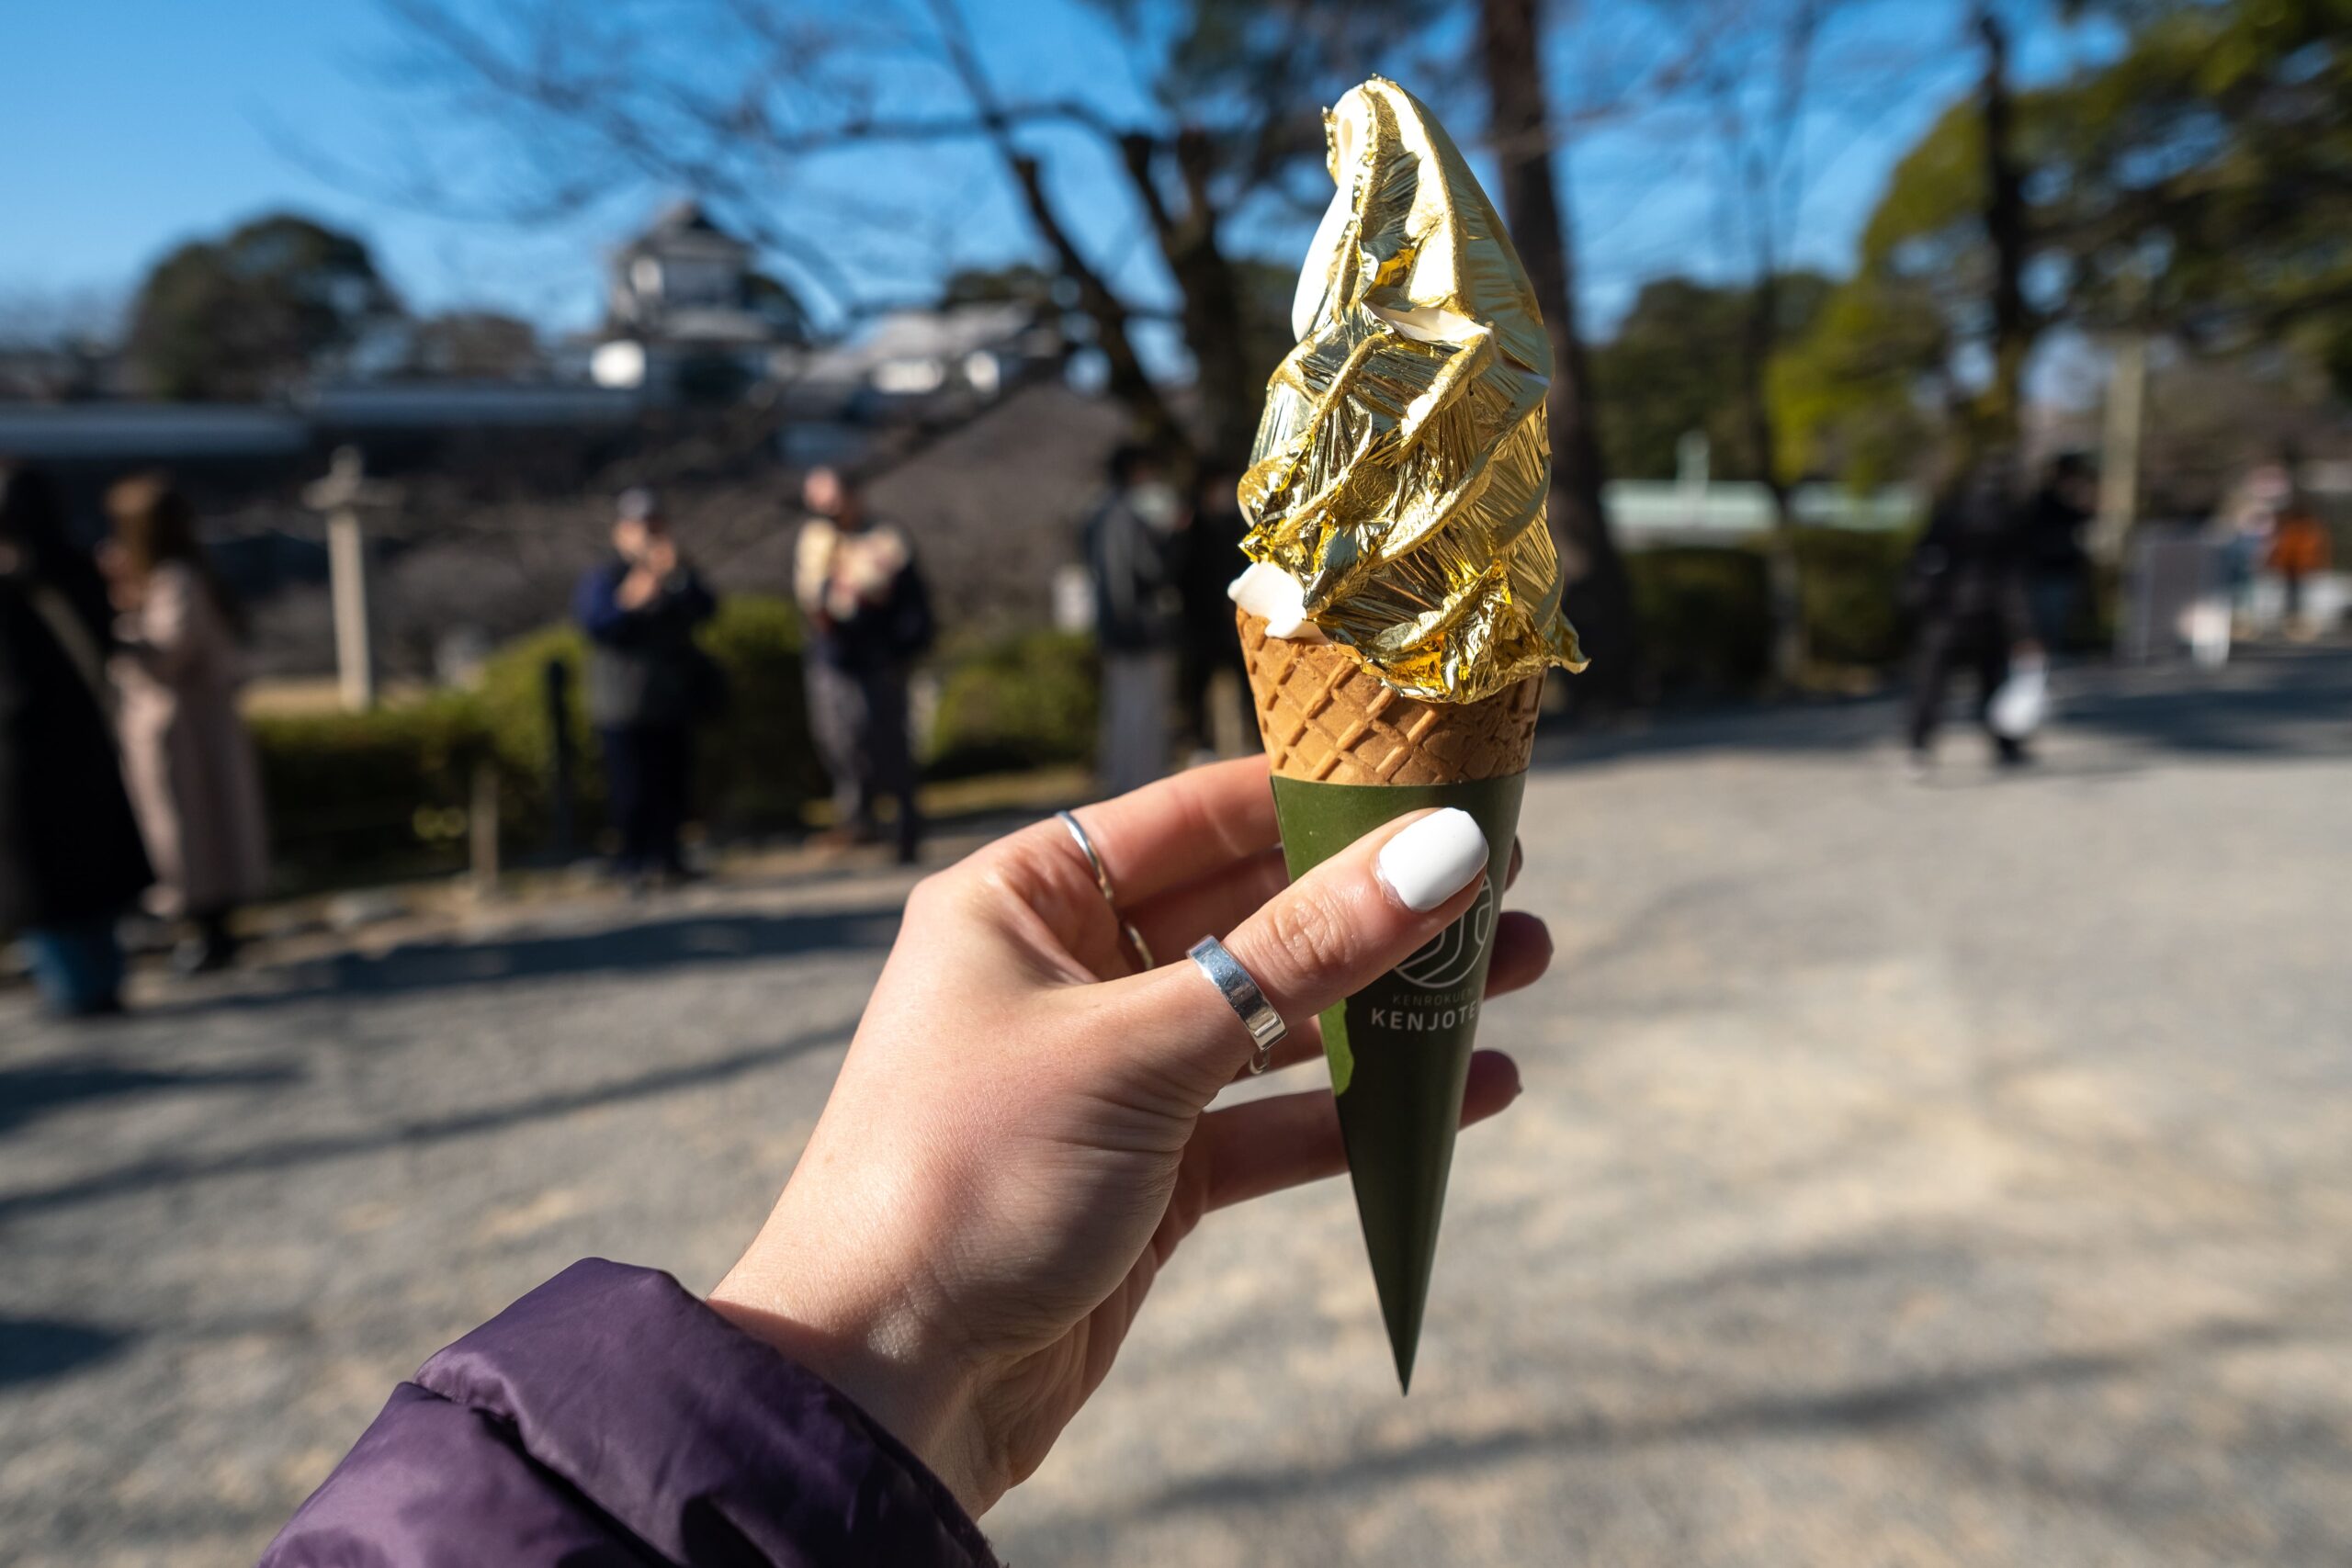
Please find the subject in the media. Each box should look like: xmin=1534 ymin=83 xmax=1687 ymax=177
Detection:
xmin=458 ymin=598 xmax=827 ymax=840
xmin=694 ymin=595 xmax=830 ymax=831
xmin=252 ymin=695 xmax=489 ymax=889
xmin=254 ymin=593 xmax=828 ymax=889
xmin=1626 ymin=525 xmax=1915 ymax=695
xmin=471 ymin=623 xmax=595 ymax=840
xmin=1626 ymin=547 xmax=1774 ymax=695
xmin=927 ymin=628 xmax=1098 ymax=779
xmin=1793 ymin=526 xmax=1911 ymax=668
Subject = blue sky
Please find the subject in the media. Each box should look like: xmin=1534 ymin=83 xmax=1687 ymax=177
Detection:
xmin=0 ymin=0 xmax=2109 ymax=345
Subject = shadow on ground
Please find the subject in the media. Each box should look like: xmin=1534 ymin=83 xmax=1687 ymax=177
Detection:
xmin=0 ymin=1021 xmax=853 ymax=1224
xmin=1080 ymin=1315 xmax=2297 ymax=1526
xmin=0 ymin=1060 xmax=299 ymax=1136
xmin=160 ymin=907 xmax=903 ymax=1017
xmin=0 ymin=1316 xmax=131 ymax=1388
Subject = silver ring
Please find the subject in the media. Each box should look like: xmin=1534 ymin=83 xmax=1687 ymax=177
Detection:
xmin=1186 ymin=936 xmax=1286 ymax=1074
xmin=1056 ymin=809 xmax=1153 ymax=971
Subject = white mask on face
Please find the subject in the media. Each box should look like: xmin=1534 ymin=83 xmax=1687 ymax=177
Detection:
xmin=1128 ymin=481 xmax=1182 ymax=531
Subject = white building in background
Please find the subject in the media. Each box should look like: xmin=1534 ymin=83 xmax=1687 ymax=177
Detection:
xmin=587 ymin=200 xmax=809 ymax=402
xmin=770 ymin=301 xmax=1070 ymax=467
xmin=783 ymin=303 xmax=1060 ymax=406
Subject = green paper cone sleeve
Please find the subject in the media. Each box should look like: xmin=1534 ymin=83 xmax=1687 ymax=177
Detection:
xmin=1240 ymin=609 xmax=1537 ymax=1388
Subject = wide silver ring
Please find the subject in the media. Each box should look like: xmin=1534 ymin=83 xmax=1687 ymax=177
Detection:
xmin=1056 ymin=809 xmax=1152 ymax=971
xmin=1186 ymin=936 xmax=1286 ymax=1075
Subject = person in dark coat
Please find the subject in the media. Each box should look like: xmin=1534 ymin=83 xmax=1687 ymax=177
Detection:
xmin=573 ymin=488 xmax=718 ymax=886
xmin=1174 ymin=460 xmax=1256 ymax=760
xmin=2019 ymin=452 xmax=2094 ymax=650
xmin=0 ymin=462 xmax=153 ymax=1015
xmin=1081 ymin=444 xmax=1183 ymax=795
xmin=263 ymin=761 xmax=1543 ymax=1565
xmin=794 ymin=467 xmax=930 ymax=864
xmin=1905 ymin=453 xmax=2041 ymax=772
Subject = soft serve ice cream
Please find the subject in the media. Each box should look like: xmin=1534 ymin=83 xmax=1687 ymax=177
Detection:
xmin=1226 ymin=77 xmax=1584 ymax=1391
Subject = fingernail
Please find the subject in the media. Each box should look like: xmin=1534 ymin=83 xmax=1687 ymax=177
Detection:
xmin=1375 ymin=808 xmax=1488 ymax=912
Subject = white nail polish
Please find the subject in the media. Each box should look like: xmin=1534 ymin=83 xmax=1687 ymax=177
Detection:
xmin=1375 ymin=808 xmax=1488 ymax=912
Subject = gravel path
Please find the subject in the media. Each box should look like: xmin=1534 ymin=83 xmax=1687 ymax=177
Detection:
xmin=5 ymin=649 xmax=2348 ymax=1566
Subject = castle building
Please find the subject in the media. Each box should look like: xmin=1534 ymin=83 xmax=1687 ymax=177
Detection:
xmin=587 ymin=200 xmax=808 ymax=402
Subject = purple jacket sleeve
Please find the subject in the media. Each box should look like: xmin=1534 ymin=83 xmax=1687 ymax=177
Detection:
xmin=262 ymin=1259 xmax=998 ymax=1568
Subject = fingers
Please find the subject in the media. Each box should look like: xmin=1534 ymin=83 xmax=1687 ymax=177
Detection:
xmin=1224 ymin=805 xmax=1490 ymax=1010
xmin=1064 ymin=757 xmax=1277 ymax=905
xmin=1135 ymin=838 xmax=1525 ymax=965
xmin=1130 ymin=807 xmax=1493 ymax=1086
xmin=951 ymin=759 xmax=1279 ymax=983
xmin=1200 ymin=1050 xmax=1522 ymax=1211
xmin=1483 ymin=911 xmax=1552 ymax=999
xmin=1234 ymin=909 xmax=1552 ymax=1080
xmin=1128 ymin=847 xmax=1290 ymax=963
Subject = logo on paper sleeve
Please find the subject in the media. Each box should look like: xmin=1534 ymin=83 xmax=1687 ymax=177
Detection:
xmin=1396 ymin=883 xmax=1495 ymax=990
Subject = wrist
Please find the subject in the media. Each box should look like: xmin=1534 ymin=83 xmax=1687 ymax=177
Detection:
xmin=707 ymin=1255 xmax=996 ymax=1514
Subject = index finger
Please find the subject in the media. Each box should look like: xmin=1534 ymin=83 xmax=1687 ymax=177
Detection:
xmin=1065 ymin=757 xmax=1277 ymax=906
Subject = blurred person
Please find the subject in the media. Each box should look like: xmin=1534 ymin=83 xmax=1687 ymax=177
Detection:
xmin=795 ymin=467 xmax=931 ymax=864
xmin=1903 ymin=453 xmax=2041 ymax=774
xmin=1174 ymin=460 xmax=1256 ymax=761
xmin=261 ymin=761 xmax=1540 ymax=1564
xmin=2020 ymin=452 xmax=2094 ymax=650
xmin=575 ymin=488 xmax=718 ymax=888
xmin=0 ymin=463 xmax=152 ymax=1015
xmin=2266 ymin=493 xmax=2331 ymax=637
xmin=102 ymin=474 xmax=266 ymax=974
xmin=2217 ymin=462 xmax=2292 ymax=631
xmin=1082 ymin=444 xmax=1182 ymax=795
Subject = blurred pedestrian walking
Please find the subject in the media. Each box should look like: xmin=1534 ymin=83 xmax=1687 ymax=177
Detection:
xmin=574 ymin=488 xmax=718 ymax=889
xmin=795 ymin=468 xmax=930 ymax=864
xmin=2267 ymin=494 xmax=2331 ymax=638
xmin=1904 ymin=454 xmax=2041 ymax=773
xmin=1175 ymin=461 xmax=1254 ymax=761
xmin=101 ymin=474 xmax=266 ymax=974
xmin=0 ymin=463 xmax=152 ymax=1015
xmin=2020 ymin=452 xmax=2094 ymax=651
xmin=1082 ymin=445 xmax=1182 ymax=795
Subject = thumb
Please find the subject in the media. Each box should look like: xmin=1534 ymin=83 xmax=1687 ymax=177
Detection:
xmin=1118 ymin=807 xmax=1491 ymax=1094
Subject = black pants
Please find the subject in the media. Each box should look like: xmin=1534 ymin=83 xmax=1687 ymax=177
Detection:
xmin=1906 ymin=613 xmax=2011 ymax=751
xmin=600 ymin=724 xmax=693 ymax=874
xmin=806 ymin=661 xmax=922 ymax=858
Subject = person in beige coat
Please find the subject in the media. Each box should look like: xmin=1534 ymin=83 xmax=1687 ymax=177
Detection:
xmin=103 ymin=475 xmax=267 ymax=973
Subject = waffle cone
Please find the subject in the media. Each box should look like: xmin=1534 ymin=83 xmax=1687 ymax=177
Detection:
xmin=1238 ymin=609 xmax=1541 ymax=785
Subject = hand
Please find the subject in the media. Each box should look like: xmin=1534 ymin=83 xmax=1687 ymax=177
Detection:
xmin=615 ymin=566 xmax=662 ymax=611
xmin=708 ymin=759 xmax=1545 ymax=1516
xmin=640 ymin=535 xmax=679 ymax=580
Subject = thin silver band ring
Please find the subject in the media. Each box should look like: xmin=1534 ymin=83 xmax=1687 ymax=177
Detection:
xmin=1055 ymin=809 xmax=1153 ymax=971
xmin=1186 ymin=936 xmax=1286 ymax=1075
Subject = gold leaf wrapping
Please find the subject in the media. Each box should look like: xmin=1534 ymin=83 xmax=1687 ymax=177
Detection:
xmin=1238 ymin=76 xmax=1585 ymax=705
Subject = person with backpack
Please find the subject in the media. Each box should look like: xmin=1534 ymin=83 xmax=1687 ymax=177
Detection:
xmin=795 ymin=467 xmax=932 ymax=864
